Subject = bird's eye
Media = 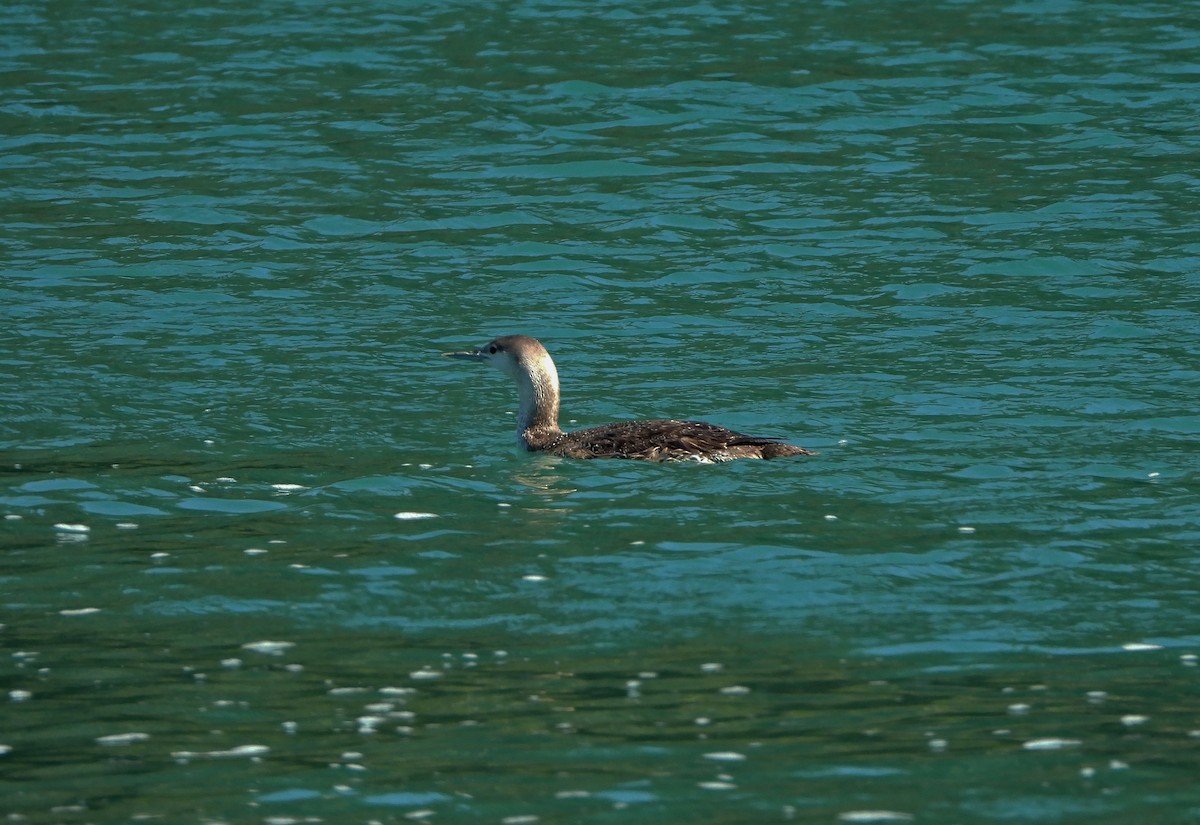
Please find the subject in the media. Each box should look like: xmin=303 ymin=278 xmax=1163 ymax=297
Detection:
xmin=488 ymin=345 xmax=498 ymax=355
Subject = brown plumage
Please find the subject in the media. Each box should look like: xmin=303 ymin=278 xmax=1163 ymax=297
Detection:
xmin=443 ymin=335 xmax=813 ymax=463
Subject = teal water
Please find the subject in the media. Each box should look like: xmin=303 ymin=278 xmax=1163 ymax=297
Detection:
xmin=3 ymin=0 xmax=1200 ymax=822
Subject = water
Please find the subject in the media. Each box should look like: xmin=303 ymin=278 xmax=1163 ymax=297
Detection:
xmin=3 ymin=0 xmax=1199 ymax=821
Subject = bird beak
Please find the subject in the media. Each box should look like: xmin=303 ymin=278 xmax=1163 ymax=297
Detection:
xmin=442 ymin=348 xmax=486 ymax=360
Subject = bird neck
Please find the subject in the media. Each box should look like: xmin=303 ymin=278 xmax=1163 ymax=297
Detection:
xmin=513 ymin=354 xmax=562 ymax=449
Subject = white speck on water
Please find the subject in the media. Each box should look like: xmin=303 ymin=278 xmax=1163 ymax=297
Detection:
xmin=703 ymin=751 xmax=746 ymax=762
xmin=1008 ymin=703 xmax=1031 ymax=714
xmin=60 ymin=608 xmax=100 ymax=616
xmin=53 ymin=523 xmax=89 ymax=533
xmin=116 ymin=522 xmax=139 ymax=530
xmin=698 ymin=781 xmax=736 ymax=790
xmin=719 ymin=685 xmax=751 ymax=696
xmin=958 ymin=525 xmax=976 ymax=533
xmin=232 ymin=744 xmax=270 ymax=757
xmin=837 ymin=812 xmax=915 ymax=823
xmin=327 ymin=687 xmax=369 ymax=696
xmin=1023 ymin=738 xmax=1082 ymax=750
xmin=380 ymin=686 xmax=417 ymax=697
xmin=221 ymin=658 xmax=242 ymax=669
xmin=824 ymin=514 xmax=838 ymax=521
xmin=1122 ymin=642 xmax=1162 ymax=651
xmin=241 ymin=640 xmax=294 ymax=655
xmin=700 ymin=662 xmax=723 ymax=673
xmin=244 ymin=548 xmax=268 ymax=556
xmin=9 ymin=690 xmax=32 ymax=702
xmin=394 ymin=512 xmax=438 ymax=520
xmin=96 ymin=732 xmax=150 ymax=746
xmin=522 ymin=574 xmax=547 ymax=582
xmin=356 ymin=715 xmax=386 ymax=733
xmin=5 ymin=514 xmax=22 ymax=521
xmin=1120 ymin=714 xmax=1149 ymax=726
xmin=216 ymin=477 xmax=237 ymax=483
xmin=410 ymin=668 xmax=443 ymax=681
xmin=172 ymin=744 xmax=269 ymax=760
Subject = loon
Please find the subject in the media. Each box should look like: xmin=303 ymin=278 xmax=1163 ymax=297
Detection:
xmin=443 ymin=335 xmax=813 ymax=463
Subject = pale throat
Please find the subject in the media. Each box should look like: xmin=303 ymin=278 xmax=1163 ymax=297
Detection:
xmin=512 ymin=352 xmax=561 ymax=446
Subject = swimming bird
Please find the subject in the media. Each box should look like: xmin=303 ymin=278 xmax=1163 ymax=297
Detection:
xmin=443 ymin=335 xmax=813 ymax=463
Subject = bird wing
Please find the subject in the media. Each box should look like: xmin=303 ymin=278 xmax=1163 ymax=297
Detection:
xmin=551 ymin=420 xmax=804 ymax=462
